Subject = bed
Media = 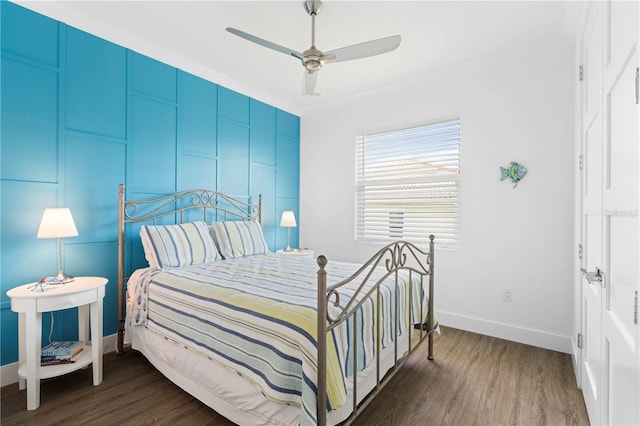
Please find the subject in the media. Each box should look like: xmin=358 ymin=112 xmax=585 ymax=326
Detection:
xmin=116 ymin=184 xmax=436 ymax=425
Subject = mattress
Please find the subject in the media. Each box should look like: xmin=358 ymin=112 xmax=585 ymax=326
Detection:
xmin=126 ymin=308 xmax=410 ymax=425
xmin=125 ymin=253 xmax=426 ymax=425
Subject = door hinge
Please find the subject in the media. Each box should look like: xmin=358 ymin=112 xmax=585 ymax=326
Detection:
xmin=577 ymin=333 xmax=583 ymax=348
xmin=634 ymin=291 xmax=638 ymax=325
xmin=635 ymin=67 xmax=639 ymax=105
xmin=579 ymin=154 xmax=583 ymax=170
xmin=579 ymin=65 xmax=584 ymax=82
xmin=578 ymin=243 xmax=583 ymax=260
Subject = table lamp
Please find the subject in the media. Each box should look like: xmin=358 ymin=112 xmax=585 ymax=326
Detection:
xmin=279 ymin=210 xmax=297 ymax=252
xmin=37 ymin=208 xmax=78 ymax=283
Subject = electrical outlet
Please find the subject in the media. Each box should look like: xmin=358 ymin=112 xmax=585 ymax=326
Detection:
xmin=503 ymin=288 xmax=513 ymax=302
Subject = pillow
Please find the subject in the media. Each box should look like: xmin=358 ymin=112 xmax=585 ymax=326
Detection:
xmin=139 ymin=221 xmax=221 ymax=269
xmin=139 ymin=227 xmax=161 ymax=270
xmin=210 ymin=220 xmax=269 ymax=259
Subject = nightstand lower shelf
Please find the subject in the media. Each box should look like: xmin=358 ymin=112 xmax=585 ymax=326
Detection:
xmin=18 ymin=347 xmax=93 ymax=380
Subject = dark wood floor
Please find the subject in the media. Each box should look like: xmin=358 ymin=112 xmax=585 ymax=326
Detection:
xmin=1 ymin=327 xmax=589 ymax=426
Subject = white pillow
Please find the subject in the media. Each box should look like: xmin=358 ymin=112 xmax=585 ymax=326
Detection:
xmin=139 ymin=221 xmax=221 ymax=269
xmin=210 ymin=220 xmax=269 ymax=259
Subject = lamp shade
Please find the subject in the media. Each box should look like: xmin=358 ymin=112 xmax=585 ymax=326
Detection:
xmin=279 ymin=210 xmax=297 ymax=228
xmin=37 ymin=208 xmax=79 ymax=239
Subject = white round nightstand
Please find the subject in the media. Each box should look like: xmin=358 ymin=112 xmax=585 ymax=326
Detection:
xmin=6 ymin=276 xmax=108 ymax=410
xmin=276 ymin=248 xmax=315 ymax=258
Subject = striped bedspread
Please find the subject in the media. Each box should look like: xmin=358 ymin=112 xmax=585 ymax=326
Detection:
xmin=127 ymin=253 xmax=427 ymax=425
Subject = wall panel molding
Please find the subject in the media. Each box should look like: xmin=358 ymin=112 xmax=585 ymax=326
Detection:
xmin=0 ymin=2 xmax=300 ymax=367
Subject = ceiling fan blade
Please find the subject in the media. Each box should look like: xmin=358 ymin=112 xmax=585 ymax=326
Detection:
xmin=324 ymin=35 xmax=401 ymax=63
xmin=303 ymin=70 xmax=318 ymax=96
xmin=226 ymin=27 xmax=304 ymax=60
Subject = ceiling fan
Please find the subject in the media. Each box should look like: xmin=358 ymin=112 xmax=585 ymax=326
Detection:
xmin=226 ymin=0 xmax=401 ymax=96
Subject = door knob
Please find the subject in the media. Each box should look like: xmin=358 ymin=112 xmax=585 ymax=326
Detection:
xmin=581 ymin=267 xmax=603 ymax=284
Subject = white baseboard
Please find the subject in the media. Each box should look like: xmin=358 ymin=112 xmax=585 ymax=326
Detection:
xmin=1 ymin=333 xmax=118 ymax=387
xmin=2 ymin=320 xmax=573 ymax=386
xmin=437 ymin=311 xmax=573 ymax=354
xmin=0 ymin=362 xmax=19 ymax=388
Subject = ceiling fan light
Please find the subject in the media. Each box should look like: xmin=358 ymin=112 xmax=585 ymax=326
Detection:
xmin=305 ymin=60 xmax=322 ymax=72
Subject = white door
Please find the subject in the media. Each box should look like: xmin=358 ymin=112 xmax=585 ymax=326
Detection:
xmin=580 ymin=1 xmax=639 ymax=425
xmin=581 ymin=3 xmax=604 ymax=422
xmin=600 ymin=0 xmax=639 ymax=424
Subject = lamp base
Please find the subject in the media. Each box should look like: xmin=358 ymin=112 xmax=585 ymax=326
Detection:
xmin=56 ymin=271 xmax=74 ymax=284
xmin=284 ymin=227 xmax=294 ymax=252
xmin=54 ymin=238 xmax=74 ymax=283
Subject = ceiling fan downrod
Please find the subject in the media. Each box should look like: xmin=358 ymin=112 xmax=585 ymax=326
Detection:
xmin=303 ymin=1 xmax=323 ymax=72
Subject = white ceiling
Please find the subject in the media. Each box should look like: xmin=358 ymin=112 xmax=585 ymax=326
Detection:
xmin=16 ymin=1 xmax=580 ymax=115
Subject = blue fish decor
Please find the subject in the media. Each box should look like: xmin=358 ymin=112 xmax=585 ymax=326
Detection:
xmin=500 ymin=162 xmax=527 ymax=188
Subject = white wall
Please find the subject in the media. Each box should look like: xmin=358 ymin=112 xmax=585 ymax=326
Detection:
xmin=300 ymin=36 xmax=576 ymax=353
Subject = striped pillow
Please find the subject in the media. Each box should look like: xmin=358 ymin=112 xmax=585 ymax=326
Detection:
xmin=140 ymin=221 xmax=221 ymax=269
xmin=211 ymin=220 xmax=269 ymax=259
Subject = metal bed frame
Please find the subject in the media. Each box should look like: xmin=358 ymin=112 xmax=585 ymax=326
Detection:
xmin=116 ymin=184 xmax=435 ymax=425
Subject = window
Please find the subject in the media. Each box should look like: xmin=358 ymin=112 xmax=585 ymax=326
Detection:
xmin=354 ymin=117 xmax=460 ymax=249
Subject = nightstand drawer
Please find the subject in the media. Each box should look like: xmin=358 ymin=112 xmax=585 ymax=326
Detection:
xmin=37 ymin=290 xmax=98 ymax=312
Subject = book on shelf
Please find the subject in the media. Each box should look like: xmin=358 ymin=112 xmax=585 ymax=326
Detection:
xmin=40 ymin=357 xmax=76 ymax=366
xmin=41 ymin=341 xmax=84 ymax=360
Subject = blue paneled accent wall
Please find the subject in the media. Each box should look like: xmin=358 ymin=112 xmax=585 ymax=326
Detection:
xmin=0 ymin=2 xmax=300 ymax=366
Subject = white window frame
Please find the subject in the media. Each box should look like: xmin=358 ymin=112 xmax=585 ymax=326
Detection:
xmin=354 ymin=116 xmax=460 ymax=249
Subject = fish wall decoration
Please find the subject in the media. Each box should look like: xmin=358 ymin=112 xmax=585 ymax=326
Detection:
xmin=500 ymin=162 xmax=527 ymax=188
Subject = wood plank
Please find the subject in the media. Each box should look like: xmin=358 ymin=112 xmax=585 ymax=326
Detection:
xmin=1 ymin=327 xmax=589 ymax=425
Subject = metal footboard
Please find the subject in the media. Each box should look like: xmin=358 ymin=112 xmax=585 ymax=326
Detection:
xmin=316 ymin=235 xmax=435 ymax=425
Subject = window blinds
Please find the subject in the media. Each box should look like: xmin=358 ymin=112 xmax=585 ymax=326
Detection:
xmin=355 ymin=117 xmax=460 ymax=248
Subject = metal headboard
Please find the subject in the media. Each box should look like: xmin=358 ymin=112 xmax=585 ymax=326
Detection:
xmin=116 ymin=183 xmax=262 ymax=353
